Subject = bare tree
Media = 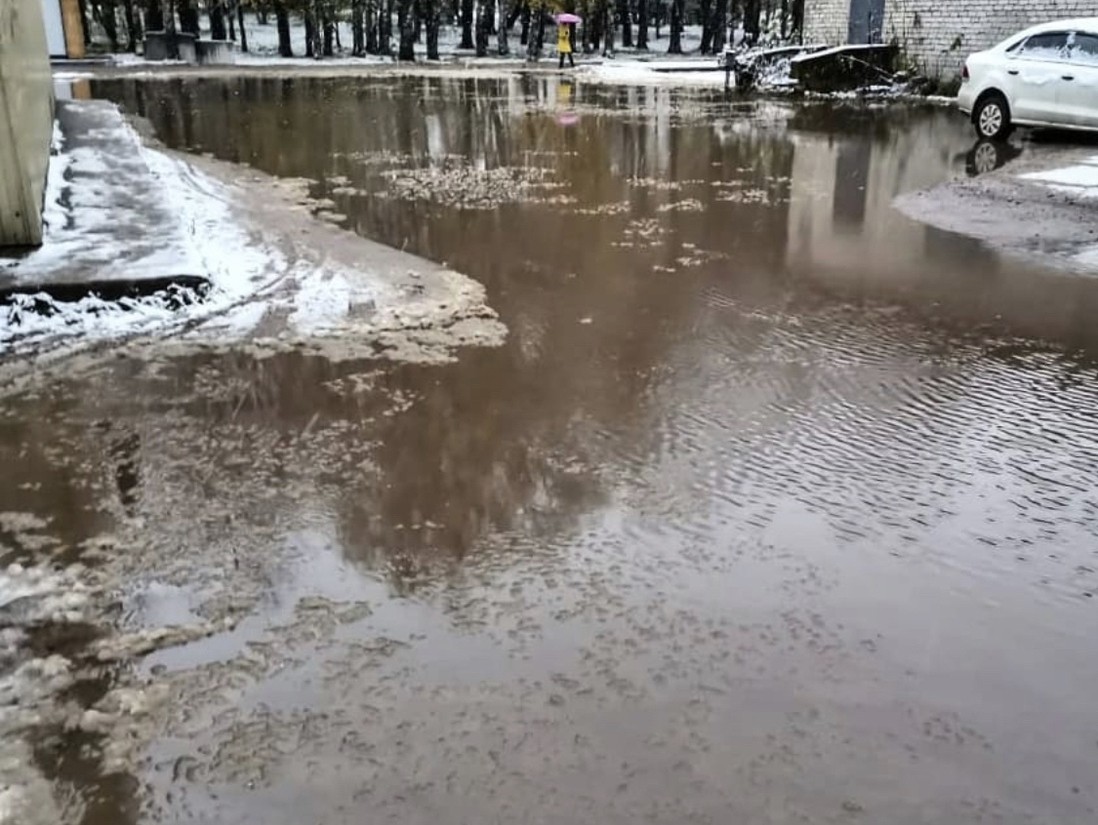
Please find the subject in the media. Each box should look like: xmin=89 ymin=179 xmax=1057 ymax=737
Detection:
xmin=177 ymin=0 xmax=199 ymax=35
xmin=700 ymin=0 xmax=712 ymax=52
xmin=304 ymin=6 xmax=316 ymax=55
xmin=145 ymin=0 xmax=163 ymax=30
xmin=352 ymin=0 xmax=365 ymax=54
xmin=366 ymin=0 xmax=379 ymax=51
xmin=636 ymin=0 xmax=647 ymax=49
xmin=710 ymin=0 xmax=727 ymax=52
xmin=743 ymin=0 xmax=761 ymax=44
xmin=475 ymin=0 xmax=490 ymax=55
xmin=209 ymin=1 xmax=227 ymax=39
xmin=461 ymin=0 xmax=475 ymax=48
xmin=237 ymin=2 xmax=249 ymax=50
xmin=398 ymin=0 xmax=416 ymax=57
xmin=497 ymin=0 xmax=510 ymax=54
xmin=274 ymin=1 xmax=293 ymax=55
xmin=526 ymin=0 xmax=546 ymax=59
xmin=380 ymin=0 xmax=393 ymax=54
xmin=425 ymin=0 xmax=441 ymax=57
xmin=667 ymin=0 xmax=683 ymax=54
xmin=618 ymin=0 xmax=631 ymax=48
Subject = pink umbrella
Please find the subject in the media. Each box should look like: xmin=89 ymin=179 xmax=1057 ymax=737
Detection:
xmin=555 ymin=13 xmax=582 ymax=24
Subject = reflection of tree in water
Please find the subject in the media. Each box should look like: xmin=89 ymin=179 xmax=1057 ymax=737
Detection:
xmin=83 ymin=74 xmax=803 ymax=593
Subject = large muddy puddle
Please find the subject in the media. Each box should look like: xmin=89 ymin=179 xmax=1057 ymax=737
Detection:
xmin=2 ymin=76 xmax=1097 ymax=824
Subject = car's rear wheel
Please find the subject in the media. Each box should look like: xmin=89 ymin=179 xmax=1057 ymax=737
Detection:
xmin=975 ymin=93 xmax=1012 ymax=140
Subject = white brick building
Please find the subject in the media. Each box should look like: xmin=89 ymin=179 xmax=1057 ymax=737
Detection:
xmin=804 ymin=0 xmax=1098 ymax=81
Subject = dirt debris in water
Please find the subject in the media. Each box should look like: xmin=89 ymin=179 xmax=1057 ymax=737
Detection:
xmin=380 ymin=160 xmax=566 ymax=209
xmin=4 ymin=75 xmax=1098 ymax=825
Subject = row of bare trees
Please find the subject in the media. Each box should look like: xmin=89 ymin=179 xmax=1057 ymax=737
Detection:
xmin=79 ymin=0 xmax=806 ymax=58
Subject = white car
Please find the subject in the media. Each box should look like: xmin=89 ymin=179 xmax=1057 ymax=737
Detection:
xmin=957 ymin=18 xmax=1098 ymax=139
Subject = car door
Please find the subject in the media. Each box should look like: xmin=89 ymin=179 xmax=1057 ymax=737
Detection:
xmin=1061 ymin=30 xmax=1098 ymax=127
xmin=1008 ymin=31 xmax=1071 ymax=123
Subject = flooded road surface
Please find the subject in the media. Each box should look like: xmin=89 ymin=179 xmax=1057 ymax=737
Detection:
xmin=3 ymin=76 xmax=1098 ymax=824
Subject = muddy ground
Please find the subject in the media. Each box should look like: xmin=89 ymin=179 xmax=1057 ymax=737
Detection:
xmin=2 ymin=75 xmax=1098 ymax=825
xmin=897 ymin=133 xmax=1098 ymax=272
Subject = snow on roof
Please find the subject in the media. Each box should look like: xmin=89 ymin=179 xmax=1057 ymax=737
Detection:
xmin=997 ymin=17 xmax=1098 ymax=46
xmin=789 ymin=43 xmax=893 ymax=64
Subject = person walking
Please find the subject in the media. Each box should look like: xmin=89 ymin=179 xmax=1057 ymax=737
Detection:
xmin=557 ymin=22 xmax=574 ymax=69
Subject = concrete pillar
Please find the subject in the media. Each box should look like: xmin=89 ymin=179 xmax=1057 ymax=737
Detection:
xmin=0 ymin=0 xmax=55 ymax=248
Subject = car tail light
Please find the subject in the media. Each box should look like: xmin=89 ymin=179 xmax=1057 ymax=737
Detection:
xmin=962 ymin=63 xmax=970 ymax=82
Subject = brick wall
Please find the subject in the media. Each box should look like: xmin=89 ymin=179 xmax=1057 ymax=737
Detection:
xmin=804 ymin=0 xmax=852 ymax=46
xmin=804 ymin=0 xmax=1098 ymax=80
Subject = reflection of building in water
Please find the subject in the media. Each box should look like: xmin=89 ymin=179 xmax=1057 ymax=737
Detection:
xmin=784 ymin=114 xmax=1098 ymax=348
xmin=786 ymin=115 xmax=973 ymax=281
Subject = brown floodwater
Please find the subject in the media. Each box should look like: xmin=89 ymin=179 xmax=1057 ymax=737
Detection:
xmin=2 ymin=75 xmax=1098 ymax=824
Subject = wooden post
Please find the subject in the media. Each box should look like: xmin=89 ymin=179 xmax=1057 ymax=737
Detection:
xmin=61 ymin=0 xmax=86 ymax=58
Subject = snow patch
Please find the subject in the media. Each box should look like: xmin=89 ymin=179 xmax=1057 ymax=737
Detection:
xmin=578 ymin=60 xmax=728 ymax=88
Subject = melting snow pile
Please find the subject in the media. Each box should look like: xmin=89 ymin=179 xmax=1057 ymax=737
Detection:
xmin=0 ymin=101 xmax=505 ymax=373
xmin=1 ymin=109 xmax=279 ymax=357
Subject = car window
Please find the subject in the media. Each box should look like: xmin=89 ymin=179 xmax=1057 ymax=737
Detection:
xmin=1016 ymin=32 xmax=1070 ymax=60
xmin=1070 ymin=32 xmax=1098 ymax=64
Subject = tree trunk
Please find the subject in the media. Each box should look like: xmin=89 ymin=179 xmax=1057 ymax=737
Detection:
xmin=324 ymin=17 xmax=335 ymax=55
xmin=79 ymin=0 xmax=91 ymax=45
xmin=413 ymin=0 xmax=422 ymax=42
xmin=710 ymin=0 xmax=727 ymax=52
xmin=238 ymin=2 xmax=248 ymax=50
xmin=160 ymin=0 xmax=176 ymax=57
xmin=97 ymin=0 xmax=120 ymax=50
xmin=496 ymin=0 xmax=509 ymax=54
xmin=210 ymin=2 xmax=227 ymax=40
xmin=178 ymin=0 xmax=199 ymax=35
xmin=618 ymin=0 xmax=631 ymax=48
xmin=743 ymin=0 xmax=760 ymax=45
xmin=588 ymin=1 xmax=601 ymax=51
xmin=366 ymin=0 xmax=379 ymax=51
xmin=791 ymin=0 xmax=804 ymax=42
xmin=257 ymin=6 xmax=267 ymax=23
xmin=526 ymin=1 xmax=544 ymax=59
xmin=602 ymin=1 xmax=613 ymax=54
xmin=275 ymin=2 xmax=293 ymax=56
xmin=460 ymin=0 xmax=474 ymax=48
xmin=381 ymin=0 xmax=393 ymax=54
xmin=635 ymin=0 xmax=646 ymax=48
xmin=145 ymin=0 xmax=163 ymax=30
xmin=474 ymin=0 xmax=489 ymax=56
xmin=699 ymin=0 xmax=712 ymax=53
xmin=519 ymin=1 xmax=529 ymax=45
xmin=667 ymin=0 xmax=682 ymax=53
xmin=505 ymin=0 xmax=521 ymax=30
xmin=122 ymin=0 xmax=140 ymax=50
xmin=398 ymin=0 xmax=415 ymax=58
xmin=304 ymin=11 xmax=316 ymax=56
xmin=425 ymin=0 xmax=440 ymax=57
xmin=353 ymin=0 xmax=365 ymax=54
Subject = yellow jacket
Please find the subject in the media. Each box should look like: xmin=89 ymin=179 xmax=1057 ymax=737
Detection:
xmin=557 ymin=26 xmax=572 ymax=54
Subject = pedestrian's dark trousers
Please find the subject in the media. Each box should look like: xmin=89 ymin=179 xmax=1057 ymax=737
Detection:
xmin=559 ymin=52 xmax=574 ymax=69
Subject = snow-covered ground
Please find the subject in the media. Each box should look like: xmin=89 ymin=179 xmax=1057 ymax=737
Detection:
xmin=577 ymin=59 xmax=729 ymax=88
xmin=1 ymin=101 xmax=504 ymax=379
